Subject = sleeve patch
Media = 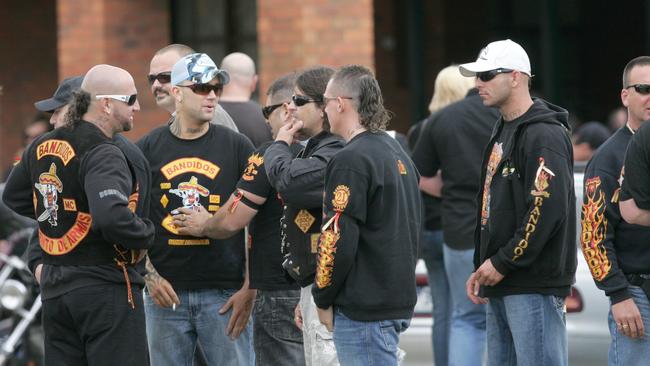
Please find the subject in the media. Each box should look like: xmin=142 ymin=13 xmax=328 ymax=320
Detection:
xmin=530 ymin=157 xmax=555 ymax=198
xmin=315 ymin=229 xmax=339 ymax=289
xmin=332 ymin=185 xmax=351 ymax=211
xmin=580 ymin=176 xmax=611 ymax=281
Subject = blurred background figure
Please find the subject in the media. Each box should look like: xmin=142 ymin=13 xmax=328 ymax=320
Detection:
xmin=572 ymin=121 xmax=611 ymax=163
xmin=607 ymin=106 xmax=628 ymax=132
xmin=220 ymin=52 xmax=273 ymax=147
xmin=408 ymin=65 xmax=475 ymax=366
xmin=2 ymin=112 xmax=53 ymax=181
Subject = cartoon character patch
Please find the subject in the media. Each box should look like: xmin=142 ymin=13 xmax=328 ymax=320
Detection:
xmin=580 ymin=176 xmax=611 ymax=281
xmin=530 ymin=157 xmax=555 ymax=197
xmin=170 ymin=176 xmax=209 ymax=209
xmin=242 ymin=153 xmax=263 ymax=181
xmin=35 ymin=163 xmax=63 ymax=226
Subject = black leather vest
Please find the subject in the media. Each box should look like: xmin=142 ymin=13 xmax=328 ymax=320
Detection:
xmin=29 ymin=121 xmax=136 ymax=265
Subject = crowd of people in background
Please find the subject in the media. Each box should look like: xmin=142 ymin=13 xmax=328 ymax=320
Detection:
xmin=1 ymin=37 xmax=649 ymax=366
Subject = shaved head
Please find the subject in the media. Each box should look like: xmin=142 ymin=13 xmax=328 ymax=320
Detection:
xmin=82 ymin=64 xmax=136 ymax=96
xmin=221 ymin=52 xmax=256 ymax=80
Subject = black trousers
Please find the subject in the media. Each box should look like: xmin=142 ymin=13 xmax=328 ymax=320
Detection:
xmin=42 ymin=283 xmax=148 ymax=366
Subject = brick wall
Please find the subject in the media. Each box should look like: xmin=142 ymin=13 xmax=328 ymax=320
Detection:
xmin=58 ymin=0 xmax=172 ymax=140
xmin=0 ymin=1 xmax=58 ymax=174
xmin=257 ymin=0 xmax=374 ymax=101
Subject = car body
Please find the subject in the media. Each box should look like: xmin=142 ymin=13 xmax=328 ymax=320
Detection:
xmin=400 ymin=166 xmax=611 ymax=366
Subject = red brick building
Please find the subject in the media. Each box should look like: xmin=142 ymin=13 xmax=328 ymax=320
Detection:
xmin=1 ymin=0 xmax=648 ymax=171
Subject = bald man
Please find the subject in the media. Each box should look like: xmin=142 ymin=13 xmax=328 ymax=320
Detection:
xmin=148 ymin=44 xmax=239 ymax=132
xmin=2 ymin=64 xmax=155 ymax=366
xmin=220 ymin=52 xmax=272 ymax=146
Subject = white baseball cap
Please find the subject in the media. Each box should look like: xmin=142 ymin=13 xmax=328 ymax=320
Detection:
xmin=459 ymin=39 xmax=531 ymax=77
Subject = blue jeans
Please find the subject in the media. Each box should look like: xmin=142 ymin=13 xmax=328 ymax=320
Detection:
xmin=332 ymin=308 xmax=409 ymax=366
xmin=144 ymin=288 xmax=253 ymax=366
xmin=487 ymin=294 xmax=567 ymax=366
xmin=443 ymin=244 xmax=486 ymax=366
xmin=420 ymin=230 xmax=450 ymax=366
xmin=253 ymin=289 xmax=305 ymax=366
xmin=608 ymin=285 xmax=650 ymax=365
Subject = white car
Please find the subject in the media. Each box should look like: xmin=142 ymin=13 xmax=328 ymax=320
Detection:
xmin=400 ymin=167 xmax=611 ymax=366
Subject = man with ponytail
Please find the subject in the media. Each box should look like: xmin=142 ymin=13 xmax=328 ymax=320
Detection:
xmin=2 ymin=64 xmax=155 ymax=365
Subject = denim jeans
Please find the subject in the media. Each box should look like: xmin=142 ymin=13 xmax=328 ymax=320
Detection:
xmin=300 ymin=285 xmax=339 ymax=365
xmin=144 ymin=288 xmax=253 ymax=366
xmin=443 ymin=244 xmax=486 ymax=366
xmin=419 ymin=230 xmax=450 ymax=366
xmin=254 ymin=289 xmax=305 ymax=366
xmin=486 ymin=294 xmax=567 ymax=366
xmin=332 ymin=308 xmax=409 ymax=366
xmin=608 ymin=285 xmax=650 ymax=365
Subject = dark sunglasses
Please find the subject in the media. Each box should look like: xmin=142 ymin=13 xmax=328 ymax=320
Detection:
xmin=626 ymin=84 xmax=650 ymax=95
xmin=95 ymin=94 xmax=138 ymax=106
xmin=262 ymin=102 xmax=286 ymax=119
xmin=177 ymin=83 xmax=223 ymax=96
xmin=476 ymin=68 xmax=514 ymax=82
xmin=147 ymin=72 xmax=172 ymax=85
xmin=292 ymin=94 xmax=322 ymax=107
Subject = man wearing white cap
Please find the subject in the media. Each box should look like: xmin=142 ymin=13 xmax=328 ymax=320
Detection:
xmin=138 ymin=53 xmax=255 ymax=366
xmin=462 ymin=39 xmax=577 ymax=365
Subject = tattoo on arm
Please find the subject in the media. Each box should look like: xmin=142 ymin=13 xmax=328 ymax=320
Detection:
xmin=144 ymin=255 xmax=164 ymax=285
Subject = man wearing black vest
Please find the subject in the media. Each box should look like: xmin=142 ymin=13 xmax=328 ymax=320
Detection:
xmin=2 ymin=64 xmax=154 ymax=365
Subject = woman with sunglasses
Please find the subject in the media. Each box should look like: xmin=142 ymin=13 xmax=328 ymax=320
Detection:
xmin=263 ymin=66 xmax=344 ymax=366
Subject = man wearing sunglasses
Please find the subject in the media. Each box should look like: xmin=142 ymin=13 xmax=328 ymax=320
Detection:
xmin=460 ymin=39 xmax=576 ymax=366
xmin=3 ymin=64 xmax=155 ymax=365
xmin=171 ymin=73 xmax=306 ymax=365
xmin=585 ymin=56 xmax=650 ymax=365
xmin=148 ymin=44 xmax=238 ymax=132
xmin=137 ymin=53 xmax=255 ymax=366
xmin=263 ymin=66 xmax=344 ymax=366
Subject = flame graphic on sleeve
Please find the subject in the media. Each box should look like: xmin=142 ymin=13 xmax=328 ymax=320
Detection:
xmin=580 ymin=177 xmax=611 ymax=281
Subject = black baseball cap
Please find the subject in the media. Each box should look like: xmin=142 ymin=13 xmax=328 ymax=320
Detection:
xmin=34 ymin=76 xmax=84 ymax=112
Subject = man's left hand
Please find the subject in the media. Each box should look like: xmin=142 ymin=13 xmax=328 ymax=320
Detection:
xmin=172 ymin=206 xmax=210 ymax=237
xmin=317 ymin=306 xmax=334 ymax=332
xmin=219 ymin=286 xmax=257 ymax=340
xmin=474 ymin=258 xmax=504 ymax=286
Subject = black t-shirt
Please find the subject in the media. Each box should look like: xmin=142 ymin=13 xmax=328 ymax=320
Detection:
xmin=220 ymin=101 xmax=273 ymax=148
xmin=312 ymin=131 xmax=422 ymax=322
xmin=137 ymin=123 xmax=254 ymax=290
xmin=236 ymin=142 xmax=301 ymax=290
xmin=480 ymin=118 xmax=519 ymax=233
xmin=412 ymin=90 xmax=500 ymax=249
xmin=621 ymin=121 xmax=650 ymax=209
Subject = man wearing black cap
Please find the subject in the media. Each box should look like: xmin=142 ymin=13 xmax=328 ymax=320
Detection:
xmin=34 ymin=75 xmax=84 ymax=128
xmin=138 ymin=53 xmax=255 ymax=366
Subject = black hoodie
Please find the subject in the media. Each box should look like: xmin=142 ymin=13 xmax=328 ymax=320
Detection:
xmin=474 ymin=99 xmax=577 ymax=297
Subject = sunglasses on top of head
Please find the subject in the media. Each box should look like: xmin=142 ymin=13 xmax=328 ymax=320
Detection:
xmin=626 ymin=84 xmax=650 ymax=95
xmin=147 ymin=72 xmax=172 ymax=85
xmin=476 ymin=68 xmax=514 ymax=82
xmin=177 ymin=83 xmax=223 ymax=96
xmin=95 ymin=94 xmax=138 ymax=106
xmin=292 ymin=94 xmax=322 ymax=107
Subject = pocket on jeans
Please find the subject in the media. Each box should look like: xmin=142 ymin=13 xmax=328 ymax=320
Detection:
xmin=379 ymin=321 xmax=399 ymax=352
xmin=273 ymin=297 xmax=303 ymax=342
xmin=552 ymin=296 xmax=566 ymax=313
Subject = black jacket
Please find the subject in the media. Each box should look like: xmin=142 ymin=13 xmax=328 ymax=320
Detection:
xmin=474 ymin=99 xmax=577 ymax=297
xmin=264 ymin=131 xmax=344 ymax=286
